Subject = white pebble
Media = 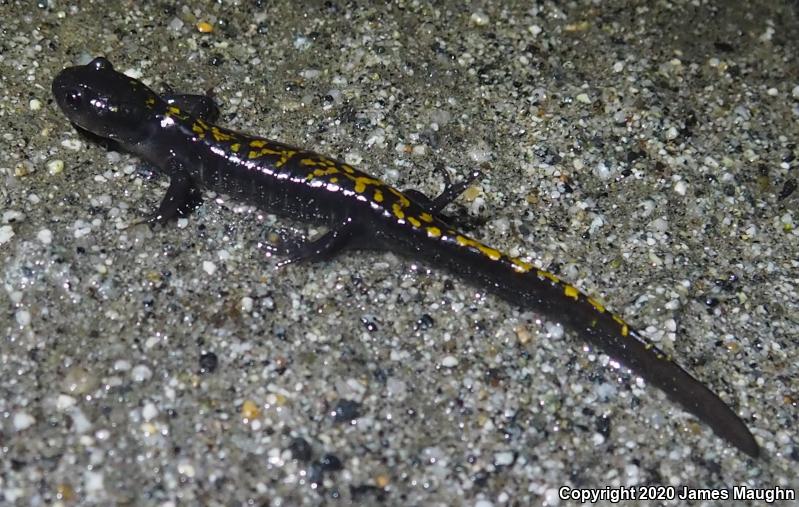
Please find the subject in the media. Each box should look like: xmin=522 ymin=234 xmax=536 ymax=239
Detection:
xmin=142 ymin=402 xmax=158 ymax=421
xmin=494 ymin=451 xmax=514 ymax=466
xmin=240 ymin=296 xmax=254 ymax=312
xmin=441 ymin=356 xmax=458 ymax=368
xmin=168 ymin=17 xmax=184 ymax=31
xmin=767 ymin=87 xmax=778 ymax=96
xmin=528 ymin=25 xmax=542 ymax=36
xmin=114 ymin=359 xmax=131 ymax=371
xmin=613 ymin=61 xmax=624 ymax=72
xmin=0 ymin=225 xmax=14 ymax=245
xmin=576 ymin=93 xmax=591 ymax=104
xmin=665 ymin=126 xmax=679 ymax=140
xmin=15 ymin=310 xmax=31 ymax=327
xmin=13 ymin=412 xmax=35 ymax=431
xmin=56 ymin=394 xmax=77 ymax=410
xmin=470 ymin=11 xmax=489 ymax=26
xmin=61 ymin=139 xmax=83 ymax=151
xmin=131 ymin=364 xmax=153 ymax=382
xmin=29 ymin=98 xmax=42 ymax=111
xmin=84 ymin=470 xmax=104 ymax=493
xmin=202 ymin=260 xmax=217 ymax=275
xmin=2 ymin=210 xmax=23 ymax=223
xmin=673 ymin=180 xmax=688 ymax=196
xmin=475 ymin=501 xmax=494 ymax=507
xmin=37 ymin=228 xmax=53 ymax=244
xmin=792 ymin=85 xmax=799 ymax=99
xmin=47 ymin=159 xmax=64 ymax=175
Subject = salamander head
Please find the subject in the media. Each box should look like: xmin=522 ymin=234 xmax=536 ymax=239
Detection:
xmin=52 ymin=57 xmax=159 ymax=143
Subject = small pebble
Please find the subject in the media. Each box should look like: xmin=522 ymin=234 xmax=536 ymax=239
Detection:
xmin=196 ymin=21 xmax=213 ymax=33
xmin=0 ymin=225 xmax=14 ymax=245
xmin=131 ymin=364 xmax=153 ymax=382
xmin=241 ymin=400 xmax=261 ymax=420
xmin=665 ymin=126 xmax=679 ymax=140
xmin=13 ymin=412 xmax=35 ymax=431
xmin=15 ymin=310 xmax=30 ymax=327
xmin=47 ymin=159 xmax=64 ymax=175
xmin=494 ymin=451 xmax=515 ymax=466
xmin=674 ymin=180 xmax=688 ymax=196
xmin=331 ymin=399 xmax=361 ymax=423
xmin=202 ymin=260 xmax=217 ymax=275
xmin=61 ymin=139 xmax=82 ymax=151
xmin=37 ymin=228 xmax=52 ymax=244
xmin=141 ymin=402 xmax=158 ymax=421
xmin=470 ymin=11 xmax=489 ymax=26
xmin=199 ymin=352 xmax=218 ymax=374
xmin=288 ymin=437 xmax=313 ymax=462
xmin=29 ymin=98 xmax=42 ymax=111
xmin=441 ymin=356 xmax=458 ymax=368
xmin=576 ymin=93 xmax=591 ymax=104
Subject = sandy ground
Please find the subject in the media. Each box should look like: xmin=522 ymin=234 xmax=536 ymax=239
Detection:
xmin=1 ymin=1 xmax=797 ymax=505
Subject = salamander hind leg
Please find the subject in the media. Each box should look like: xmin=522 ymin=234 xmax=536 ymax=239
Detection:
xmin=261 ymin=218 xmax=362 ymax=268
xmin=405 ymin=169 xmax=483 ymax=213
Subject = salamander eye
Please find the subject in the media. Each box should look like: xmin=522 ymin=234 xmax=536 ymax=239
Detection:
xmin=89 ymin=57 xmax=112 ymax=71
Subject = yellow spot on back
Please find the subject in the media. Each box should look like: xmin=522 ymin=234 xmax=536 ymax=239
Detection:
xmin=373 ymin=190 xmax=384 ymax=202
xmin=250 ymin=140 xmax=266 ymax=148
xmin=537 ymin=269 xmax=561 ymax=284
xmin=511 ymin=258 xmax=532 ymax=273
xmin=427 ymin=226 xmax=441 ymax=238
xmin=564 ymin=285 xmax=579 ymax=300
xmin=329 ymin=177 xmax=338 ymax=183
xmin=419 ymin=212 xmax=433 ymax=223
xmin=408 ymin=216 xmax=421 ymax=227
xmin=455 ymin=235 xmax=501 ymax=261
xmin=586 ymin=296 xmax=605 ymax=313
xmin=211 ymin=126 xmax=234 ymax=142
xmin=230 ymin=143 xmax=240 ymax=152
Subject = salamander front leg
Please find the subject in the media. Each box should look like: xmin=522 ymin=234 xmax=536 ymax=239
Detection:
xmin=135 ymin=161 xmax=202 ymax=226
xmin=261 ymin=218 xmax=361 ymax=268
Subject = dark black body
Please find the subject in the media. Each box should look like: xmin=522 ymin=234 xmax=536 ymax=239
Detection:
xmin=52 ymin=57 xmax=759 ymax=457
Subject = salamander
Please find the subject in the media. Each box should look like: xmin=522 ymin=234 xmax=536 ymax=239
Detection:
xmin=52 ymin=57 xmax=759 ymax=457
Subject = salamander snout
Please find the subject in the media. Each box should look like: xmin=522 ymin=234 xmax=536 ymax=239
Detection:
xmin=52 ymin=57 xmax=157 ymax=143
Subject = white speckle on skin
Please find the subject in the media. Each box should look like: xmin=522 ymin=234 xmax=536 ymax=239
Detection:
xmin=13 ymin=412 xmax=35 ymax=431
xmin=203 ymin=260 xmax=217 ymax=275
